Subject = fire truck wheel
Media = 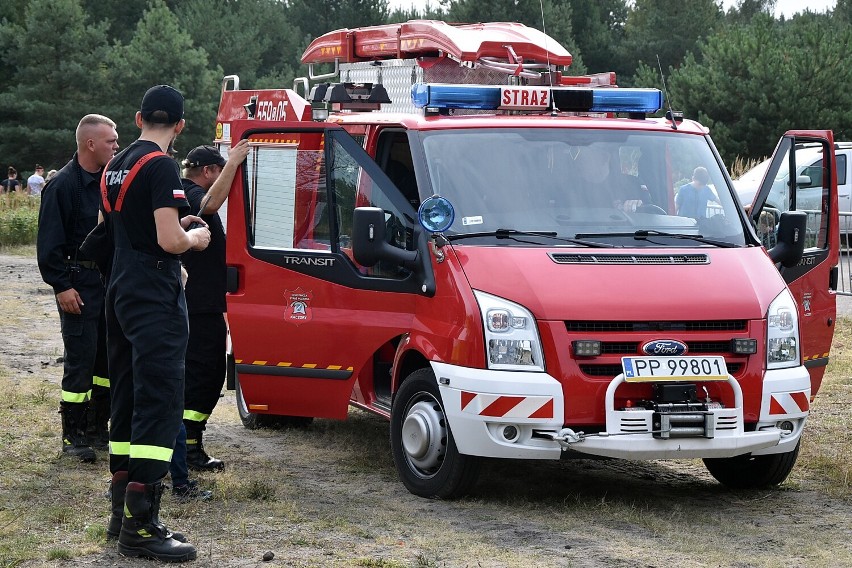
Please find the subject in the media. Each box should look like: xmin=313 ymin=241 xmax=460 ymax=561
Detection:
xmin=390 ymin=369 xmax=481 ymax=499
xmin=235 ymin=370 xmax=276 ymax=429
xmin=702 ymin=442 xmax=800 ymax=489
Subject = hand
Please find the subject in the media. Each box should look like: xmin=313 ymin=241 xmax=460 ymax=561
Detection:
xmin=181 ymin=215 xmax=207 ymax=230
xmin=189 ymin=226 xmax=211 ymax=251
xmin=57 ymin=288 xmax=83 ymax=314
xmin=615 ymin=199 xmax=643 ymax=212
xmin=228 ymin=138 xmax=250 ymax=163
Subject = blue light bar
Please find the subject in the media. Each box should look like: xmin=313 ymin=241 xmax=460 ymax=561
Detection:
xmin=411 ymin=83 xmax=663 ymax=114
xmin=590 ymin=89 xmax=663 ymax=113
xmin=412 ymin=84 xmax=501 ymax=110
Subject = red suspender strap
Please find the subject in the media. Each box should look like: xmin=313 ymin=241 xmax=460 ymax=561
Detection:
xmin=100 ymin=151 xmax=168 ymax=213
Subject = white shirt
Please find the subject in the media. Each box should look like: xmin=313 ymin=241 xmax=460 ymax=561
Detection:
xmin=27 ymin=173 xmax=45 ymax=196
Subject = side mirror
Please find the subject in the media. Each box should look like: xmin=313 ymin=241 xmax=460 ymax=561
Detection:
xmin=768 ymin=210 xmax=807 ymax=268
xmin=352 ymin=207 xmax=418 ymax=268
xmin=795 ymin=174 xmax=812 ymax=187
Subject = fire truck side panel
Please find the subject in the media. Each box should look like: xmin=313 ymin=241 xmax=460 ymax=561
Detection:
xmin=225 ymin=120 xmax=426 ymax=420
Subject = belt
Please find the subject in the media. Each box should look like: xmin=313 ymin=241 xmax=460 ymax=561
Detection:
xmin=65 ymin=259 xmax=98 ymax=270
xmin=144 ymin=257 xmax=178 ymax=270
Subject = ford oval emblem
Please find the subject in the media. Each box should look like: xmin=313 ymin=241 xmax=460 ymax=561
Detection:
xmin=642 ymin=339 xmax=688 ymax=356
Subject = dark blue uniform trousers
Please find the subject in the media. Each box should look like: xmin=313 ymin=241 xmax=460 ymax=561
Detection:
xmin=106 ymin=248 xmax=187 ymax=483
xmin=58 ymin=266 xmax=109 ymax=403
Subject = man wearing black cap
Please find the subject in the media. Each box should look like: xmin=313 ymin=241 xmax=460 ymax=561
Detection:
xmin=101 ymin=84 xmax=210 ymax=562
xmin=167 ymin=140 xmax=248 ymax=495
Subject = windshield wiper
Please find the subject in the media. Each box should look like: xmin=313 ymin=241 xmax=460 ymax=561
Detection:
xmin=446 ymin=229 xmax=615 ymax=247
xmin=575 ymin=229 xmax=738 ymax=248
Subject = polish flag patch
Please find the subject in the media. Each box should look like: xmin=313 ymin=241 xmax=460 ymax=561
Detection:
xmin=173 ymin=189 xmax=186 ymax=199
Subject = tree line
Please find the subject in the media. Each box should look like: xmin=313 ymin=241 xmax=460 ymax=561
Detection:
xmin=1 ymin=0 xmax=850 ymax=179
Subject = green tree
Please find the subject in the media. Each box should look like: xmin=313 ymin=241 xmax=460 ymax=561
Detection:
xmin=566 ymin=0 xmax=629 ymax=76
xmin=723 ymin=0 xmax=776 ymax=24
xmin=288 ymin=0 xmax=390 ymax=46
xmin=0 ymin=0 xmax=111 ymax=170
xmin=106 ymin=0 xmax=221 ymax=154
xmin=622 ymin=0 xmax=723 ymax=80
xmin=175 ymin=0 xmax=301 ymax=90
xmin=667 ymin=12 xmax=852 ymax=164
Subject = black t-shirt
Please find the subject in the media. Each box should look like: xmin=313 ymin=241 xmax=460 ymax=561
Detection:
xmin=1 ymin=179 xmax=22 ymax=192
xmin=181 ymin=178 xmax=226 ymax=314
xmin=103 ymin=140 xmax=188 ymax=259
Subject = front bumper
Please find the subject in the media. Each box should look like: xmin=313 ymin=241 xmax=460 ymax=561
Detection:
xmin=432 ymin=361 xmax=809 ymax=461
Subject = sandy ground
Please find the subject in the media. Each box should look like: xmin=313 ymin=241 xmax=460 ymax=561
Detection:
xmin=2 ymin=251 xmax=851 ymax=568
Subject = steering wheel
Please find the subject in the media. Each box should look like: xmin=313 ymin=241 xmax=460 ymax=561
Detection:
xmin=636 ymin=204 xmax=667 ymax=215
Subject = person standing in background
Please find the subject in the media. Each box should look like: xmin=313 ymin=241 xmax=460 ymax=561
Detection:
xmin=27 ymin=164 xmax=46 ymax=196
xmin=1 ymin=166 xmax=22 ymax=192
xmin=178 ymin=141 xmax=249 ymax=474
xmin=37 ymin=115 xmax=119 ymax=463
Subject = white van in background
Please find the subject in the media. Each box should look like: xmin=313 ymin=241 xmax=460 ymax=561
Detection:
xmin=734 ymin=142 xmax=851 ymax=220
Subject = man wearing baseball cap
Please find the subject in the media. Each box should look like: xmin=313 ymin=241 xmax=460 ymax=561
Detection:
xmin=101 ymin=84 xmax=209 ymax=562
xmin=167 ymin=139 xmax=249 ymax=499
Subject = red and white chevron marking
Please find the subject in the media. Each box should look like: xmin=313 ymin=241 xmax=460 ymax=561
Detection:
xmin=768 ymin=391 xmax=809 ymax=415
xmin=460 ymin=392 xmax=554 ymax=419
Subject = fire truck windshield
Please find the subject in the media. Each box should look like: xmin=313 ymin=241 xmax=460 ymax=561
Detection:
xmin=420 ymin=128 xmax=747 ymax=247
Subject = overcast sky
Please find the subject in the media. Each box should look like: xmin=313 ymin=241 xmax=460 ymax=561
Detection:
xmin=387 ymin=0 xmax=837 ymax=18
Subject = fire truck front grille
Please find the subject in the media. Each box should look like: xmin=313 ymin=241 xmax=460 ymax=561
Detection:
xmin=580 ymin=363 xmax=743 ymax=377
xmin=549 ymin=253 xmax=709 ymax=265
xmin=566 ymin=320 xmax=748 ymax=332
xmin=600 ymin=341 xmax=732 ymax=354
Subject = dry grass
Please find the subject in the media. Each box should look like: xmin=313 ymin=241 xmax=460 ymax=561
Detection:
xmin=729 ymin=155 xmax=766 ymax=179
xmin=2 ymin=248 xmax=852 ymax=567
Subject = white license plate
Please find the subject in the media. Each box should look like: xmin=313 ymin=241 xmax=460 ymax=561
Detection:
xmin=621 ymin=356 xmax=728 ymax=382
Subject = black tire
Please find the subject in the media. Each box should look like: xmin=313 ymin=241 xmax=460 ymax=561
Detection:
xmin=235 ymin=370 xmax=275 ymax=430
xmin=390 ymin=368 xmax=481 ymax=499
xmin=703 ymin=442 xmax=800 ymax=489
xmin=234 ymin=370 xmax=313 ymax=430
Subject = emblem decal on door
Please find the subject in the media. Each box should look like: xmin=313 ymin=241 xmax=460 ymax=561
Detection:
xmin=284 ymin=288 xmax=313 ymax=324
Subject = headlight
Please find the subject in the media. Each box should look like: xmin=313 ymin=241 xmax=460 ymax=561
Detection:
xmin=473 ymin=290 xmax=545 ymax=371
xmin=766 ymin=288 xmax=800 ymax=369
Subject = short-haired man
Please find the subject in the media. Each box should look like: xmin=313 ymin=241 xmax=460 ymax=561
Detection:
xmin=27 ymin=164 xmax=45 ymax=196
xmin=175 ymin=141 xmax=249 ymax=479
xmin=102 ymin=85 xmax=210 ymax=562
xmin=37 ymin=114 xmax=119 ymax=463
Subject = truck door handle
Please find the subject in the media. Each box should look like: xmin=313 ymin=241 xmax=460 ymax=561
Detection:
xmin=226 ymin=266 xmax=240 ymax=294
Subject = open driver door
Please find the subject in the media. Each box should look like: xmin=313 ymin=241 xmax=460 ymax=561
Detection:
xmin=748 ymin=131 xmax=839 ymax=397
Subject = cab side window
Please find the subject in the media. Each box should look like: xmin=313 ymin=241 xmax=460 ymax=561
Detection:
xmin=329 ymin=135 xmax=417 ymax=279
xmin=245 ymin=133 xmax=332 ymax=251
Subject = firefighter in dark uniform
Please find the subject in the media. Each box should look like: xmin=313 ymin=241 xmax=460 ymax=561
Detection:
xmin=177 ymin=141 xmax=249 ymax=473
xmin=37 ymin=114 xmax=119 ymax=463
xmin=102 ymin=85 xmax=210 ymax=562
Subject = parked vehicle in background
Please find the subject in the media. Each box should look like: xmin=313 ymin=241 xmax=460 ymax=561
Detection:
xmin=735 ymin=142 xmax=851 ymax=233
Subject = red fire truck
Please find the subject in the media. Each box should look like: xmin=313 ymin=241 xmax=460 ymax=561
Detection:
xmin=216 ymin=20 xmax=840 ymax=498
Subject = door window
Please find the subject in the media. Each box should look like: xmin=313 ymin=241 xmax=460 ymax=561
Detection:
xmin=753 ymin=141 xmax=830 ymax=250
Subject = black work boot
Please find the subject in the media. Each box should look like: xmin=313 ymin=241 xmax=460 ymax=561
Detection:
xmin=172 ymin=479 xmax=213 ymax=502
xmin=60 ymin=402 xmax=96 ymax=463
xmin=86 ymin=394 xmax=110 ymax=451
xmin=118 ymin=481 xmax=196 ymax=562
xmin=106 ymin=471 xmax=128 ymax=539
xmin=185 ymin=424 xmax=224 ymax=471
